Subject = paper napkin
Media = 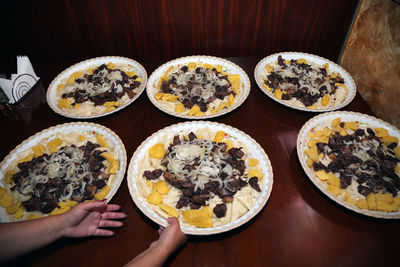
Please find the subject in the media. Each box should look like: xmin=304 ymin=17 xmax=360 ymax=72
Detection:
xmin=0 ymin=56 xmax=40 ymax=104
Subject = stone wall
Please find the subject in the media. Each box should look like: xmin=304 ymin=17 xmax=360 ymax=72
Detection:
xmin=340 ymin=0 xmax=400 ymax=127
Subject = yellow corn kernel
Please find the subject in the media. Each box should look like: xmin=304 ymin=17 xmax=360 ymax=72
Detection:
xmin=187 ymin=105 xmax=200 ymax=115
xmin=330 ymin=72 xmax=338 ymax=79
xmin=394 ymin=147 xmax=400 ymax=158
xmin=323 ymin=63 xmax=329 ymax=71
xmin=105 ymin=107 xmax=115 ymax=112
xmin=4 ymin=170 xmax=14 ymax=184
xmin=125 ymin=71 xmax=136 ymax=77
xmin=96 ymin=134 xmax=109 ymax=148
xmin=343 ymin=121 xmax=358 ymax=131
xmin=195 ymin=111 xmax=205 ymax=116
xmin=355 ymin=199 xmax=368 ymax=209
xmin=283 ymin=60 xmax=290 ymax=65
xmin=27 ymin=214 xmax=43 ymax=220
xmin=217 ymin=102 xmax=228 ymax=111
xmin=73 ymin=103 xmax=80 ymax=109
xmin=213 ymin=131 xmax=225 ymax=142
xmin=154 ymin=181 xmax=170 ymax=195
xmin=231 ymin=79 xmax=240 ymax=95
xmin=297 ymin=58 xmax=307 ymax=64
xmin=209 ymin=108 xmax=217 ymax=114
xmin=18 ymin=153 xmax=34 ymax=164
xmin=50 ymin=205 xmax=70 ymax=215
xmin=0 ymin=191 xmax=14 ymax=208
xmin=373 ymin=128 xmax=388 ymax=137
xmin=216 ymin=65 xmax=223 ymax=72
xmin=367 ymin=193 xmax=377 ymax=210
xmin=263 ymin=83 xmax=272 ymax=92
xmin=13 ymin=206 xmax=24 ymax=219
xmin=58 ymin=98 xmax=72 ymax=109
xmin=314 ymin=170 xmax=329 ymax=181
xmin=327 ymin=185 xmax=342 ymax=196
xmin=188 ymin=62 xmax=197 ymax=70
xmin=57 ymin=84 xmax=65 ymax=92
xmin=265 ymin=64 xmax=274 ymax=72
xmin=305 ymin=145 xmax=319 ymax=162
xmin=47 ymin=138 xmax=63 ymax=153
xmin=331 ymin=118 xmax=341 ymax=127
xmin=175 ymin=102 xmax=185 ymax=113
xmin=104 ymin=101 xmax=120 ymax=108
xmin=248 ymin=159 xmax=258 ymax=167
xmin=159 ymin=203 xmax=179 ymax=217
xmin=381 ymin=136 xmax=398 ymax=146
xmin=274 ymin=89 xmax=282 ymax=100
xmin=161 ymin=93 xmax=178 ymax=102
xmin=108 ymin=160 xmax=119 ymax=174
xmin=248 ymin=169 xmax=262 ymax=180
xmin=333 ymin=126 xmax=347 ymax=136
xmin=100 ymin=152 xmax=115 ymax=163
xmin=106 ymin=62 xmax=115 ymax=69
xmin=228 ymin=94 xmax=235 ymax=106
xmin=203 ymin=63 xmax=213 ymax=69
xmin=224 ymin=140 xmax=233 ymax=151
xmin=326 ymin=174 xmax=340 ymax=187
xmin=182 ymin=206 xmax=212 ymax=228
xmin=94 ymin=185 xmax=110 ymax=200
xmin=149 ymin=143 xmax=166 ymax=159
xmin=154 ymin=92 xmax=164 ymax=100
xmin=227 ymin=74 xmax=241 ymax=84
xmin=147 ymin=191 xmax=163 ymax=205
xmin=306 ymin=158 xmax=313 ymax=168
xmin=164 ymin=66 xmax=174 ymax=77
xmin=321 ymin=94 xmax=330 ymax=106
xmin=6 ymin=201 xmax=21 ymax=214
xmin=136 ymin=77 xmax=142 ymax=83
xmin=78 ymin=135 xmax=85 ymax=141
xmin=32 ymin=144 xmax=46 ymax=157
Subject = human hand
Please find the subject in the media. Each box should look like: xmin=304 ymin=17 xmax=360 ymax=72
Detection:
xmin=151 ymin=217 xmax=187 ymax=254
xmin=62 ymin=201 xmax=127 ymax=238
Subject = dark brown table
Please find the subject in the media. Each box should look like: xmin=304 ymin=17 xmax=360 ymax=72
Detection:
xmin=1 ymin=57 xmax=398 ymax=267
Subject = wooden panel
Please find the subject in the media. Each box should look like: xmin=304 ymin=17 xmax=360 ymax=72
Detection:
xmin=2 ymin=0 xmax=358 ymax=64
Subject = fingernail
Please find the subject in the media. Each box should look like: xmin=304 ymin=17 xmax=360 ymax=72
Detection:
xmin=101 ymin=198 xmax=107 ymax=202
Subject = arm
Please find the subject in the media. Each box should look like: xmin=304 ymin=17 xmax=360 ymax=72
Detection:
xmin=124 ymin=217 xmax=187 ymax=267
xmin=0 ymin=201 xmax=126 ymax=262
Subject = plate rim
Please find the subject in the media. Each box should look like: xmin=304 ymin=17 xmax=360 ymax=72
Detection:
xmin=254 ymin=51 xmax=357 ymax=112
xmin=0 ymin=121 xmax=127 ymax=221
xmin=127 ymin=120 xmax=274 ymax=235
xmin=146 ymin=55 xmax=251 ymax=120
xmin=46 ymin=56 xmax=148 ymax=119
xmin=296 ymin=110 xmax=400 ymax=219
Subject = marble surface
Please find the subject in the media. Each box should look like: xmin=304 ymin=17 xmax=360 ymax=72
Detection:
xmin=340 ymin=0 xmax=400 ymax=128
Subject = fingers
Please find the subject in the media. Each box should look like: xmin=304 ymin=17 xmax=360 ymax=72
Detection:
xmin=94 ymin=228 xmax=115 ymax=237
xmin=98 ymin=219 xmax=124 ymax=228
xmin=101 ymin=211 xmax=127 ymax=220
xmin=104 ymin=204 xmax=123 ymax=212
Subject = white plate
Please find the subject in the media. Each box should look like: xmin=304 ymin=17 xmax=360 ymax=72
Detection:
xmin=297 ymin=111 xmax=400 ymax=219
xmin=146 ymin=56 xmax=250 ymax=119
xmin=47 ymin=56 xmax=147 ymax=119
xmin=127 ymin=121 xmax=273 ymax=235
xmin=0 ymin=122 xmax=127 ymax=222
xmin=254 ymin=52 xmax=356 ymax=112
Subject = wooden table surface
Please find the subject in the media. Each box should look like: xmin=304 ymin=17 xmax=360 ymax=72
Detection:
xmin=1 ymin=57 xmax=399 ymax=267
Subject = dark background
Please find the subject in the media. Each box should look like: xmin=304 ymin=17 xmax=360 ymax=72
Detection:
xmin=2 ymin=0 xmax=359 ymax=69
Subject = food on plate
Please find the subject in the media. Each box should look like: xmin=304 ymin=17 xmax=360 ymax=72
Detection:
xmin=304 ymin=117 xmax=400 ymax=212
xmin=261 ymin=55 xmax=348 ymax=109
xmin=137 ymin=128 xmax=264 ymax=228
xmin=56 ymin=62 xmax=142 ymax=116
xmin=0 ymin=131 xmax=120 ymax=220
xmin=153 ymin=62 xmax=242 ymax=116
